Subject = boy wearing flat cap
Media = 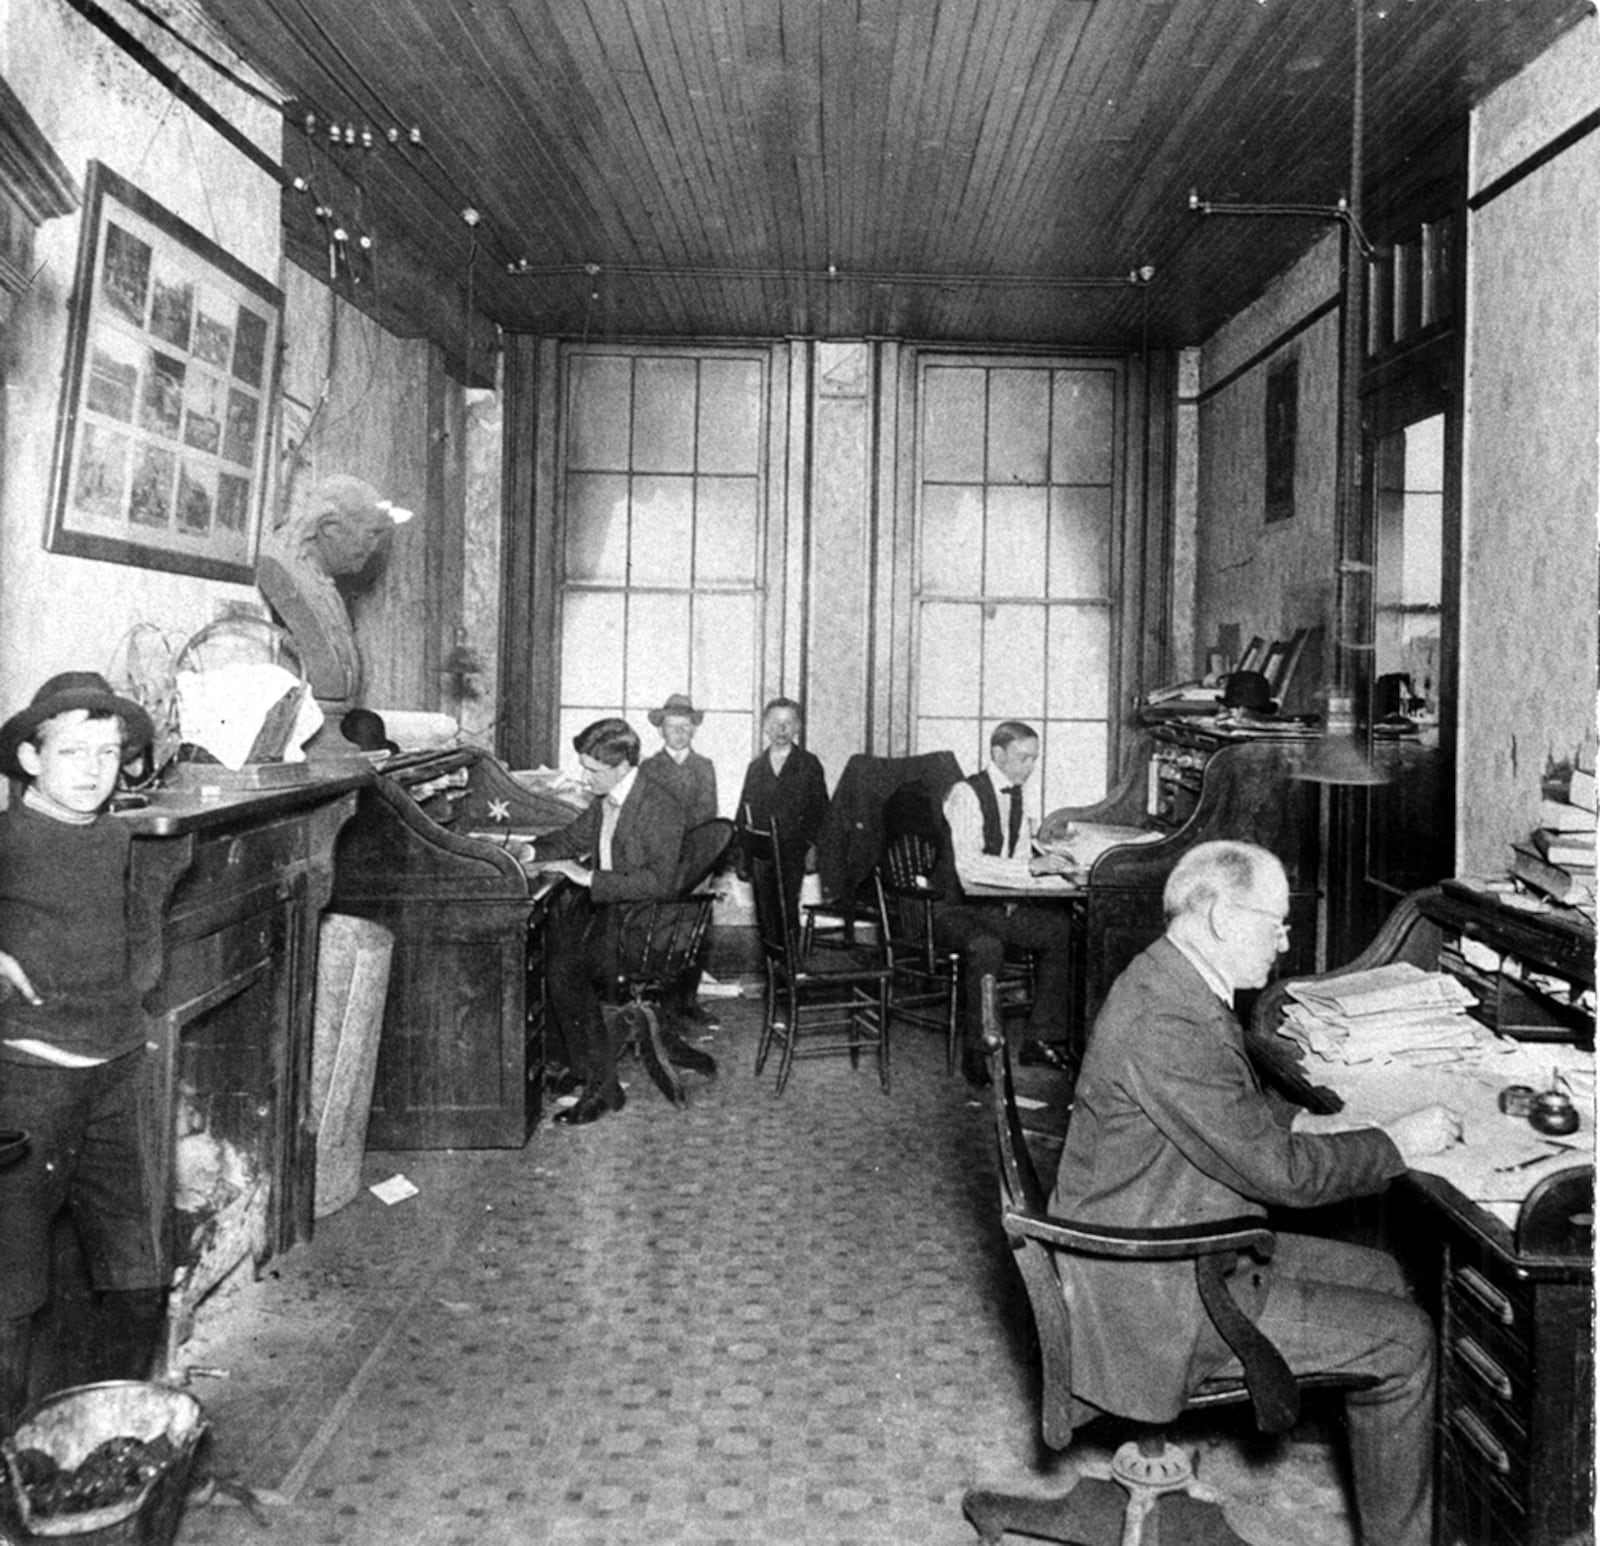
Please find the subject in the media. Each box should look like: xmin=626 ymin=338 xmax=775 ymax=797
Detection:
xmin=0 ymin=672 xmax=167 ymax=1429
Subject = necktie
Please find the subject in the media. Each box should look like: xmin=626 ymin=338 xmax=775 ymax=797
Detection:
xmin=1000 ymin=784 xmax=1023 ymax=856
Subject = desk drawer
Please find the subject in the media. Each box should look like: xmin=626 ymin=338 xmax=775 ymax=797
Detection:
xmin=1445 ymin=1328 xmax=1528 ymax=1414
xmin=1439 ymin=1431 xmax=1529 ymax=1546
xmin=1442 ymin=1244 xmax=1534 ymax=1359
xmin=1440 ymin=1373 xmax=1531 ymax=1496
xmin=180 ymin=819 xmax=308 ymax=905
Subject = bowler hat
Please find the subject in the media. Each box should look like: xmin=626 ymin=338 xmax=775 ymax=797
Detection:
xmin=1219 ymin=669 xmax=1278 ymax=716
xmin=0 ymin=672 xmax=154 ymax=781
xmin=341 ymin=708 xmax=399 ymax=755
xmin=648 ymin=693 xmax=704 ymax=727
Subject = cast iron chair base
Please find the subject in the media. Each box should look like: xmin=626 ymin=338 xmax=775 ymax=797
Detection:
xmin=964 ymin=1437 xmax=1252 ymax=1546
xmin=611 ymin=1001 xmax=688 ymax=1108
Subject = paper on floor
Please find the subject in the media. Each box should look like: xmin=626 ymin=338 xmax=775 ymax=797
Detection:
xmin=368 ymin=1173 xmax=419 ymax=1205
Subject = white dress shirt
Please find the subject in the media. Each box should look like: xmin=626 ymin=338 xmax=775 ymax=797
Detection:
xmin=598 ymin=765 xmax=639 ymax=870
xmin=943 ymin=767 xmax=1051 ymax=891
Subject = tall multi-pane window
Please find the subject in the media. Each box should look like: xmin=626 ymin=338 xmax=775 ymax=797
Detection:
xmin=913 ymin=361 xmax=1118 ymax=812
xmin=557 ymin=349 xmax=767 ymax=810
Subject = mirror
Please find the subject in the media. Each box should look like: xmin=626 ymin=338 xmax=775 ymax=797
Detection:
xmin=1371 ymin=413 xmax=1444 ymax=736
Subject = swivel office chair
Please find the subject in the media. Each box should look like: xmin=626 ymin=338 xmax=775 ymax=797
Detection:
xmin=963 ymin=975 xmax=1375 ymax=1546
xmin=609 ymin=817 xmax=735 ymax=1107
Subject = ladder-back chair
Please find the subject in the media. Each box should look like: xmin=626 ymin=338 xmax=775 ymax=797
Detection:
xmin=875 ymin=830 xmax=962 ymax=1071
xmin=745 ymin=818 xmax=893 ymax=1095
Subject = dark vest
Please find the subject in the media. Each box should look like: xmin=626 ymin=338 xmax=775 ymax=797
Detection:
xmin=966 ymin=771 xmax=1009 ymax=856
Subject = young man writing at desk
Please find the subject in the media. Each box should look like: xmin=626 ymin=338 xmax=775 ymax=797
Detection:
xmin=1052 ymin=840 xmax=1460 ymax=1546
xmin=534 ymin=718 xmax=687 ymax=1126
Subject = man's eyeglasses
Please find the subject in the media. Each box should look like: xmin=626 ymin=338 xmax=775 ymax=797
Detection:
xmin=1232 ymin=900 xmax=1291 ymax=940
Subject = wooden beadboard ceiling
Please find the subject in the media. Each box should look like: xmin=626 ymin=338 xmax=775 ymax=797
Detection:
xmin=185 ymin=0 xmax=1586 ymax=358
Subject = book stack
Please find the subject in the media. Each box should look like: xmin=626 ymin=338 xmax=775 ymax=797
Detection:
xmin=1510 ymin=757 xmax=1597 ymax=909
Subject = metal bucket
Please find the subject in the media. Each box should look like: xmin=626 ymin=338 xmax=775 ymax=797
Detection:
xmin=1 ymin=1382 xmax=206 ymax=1544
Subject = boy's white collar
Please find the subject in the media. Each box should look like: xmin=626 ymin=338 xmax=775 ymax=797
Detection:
xmin=22 ymin=786 xmax=99 ymax=826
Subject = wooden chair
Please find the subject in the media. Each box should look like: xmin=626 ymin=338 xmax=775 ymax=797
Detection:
xmin=874 ymin=817 xmax=1040 ymax=1077
xmin=799 ymin=890 xmax=869 ymax=954
xmin=875 ymin=830 xmax=962 ymax=1072
xmin=608 ymin=818 xmax=735 ymax=1107
xmin=963 ymin=974 xmax=1375 ymax=1545
xmin=745 ymin=818 xmax=893 ymax=1095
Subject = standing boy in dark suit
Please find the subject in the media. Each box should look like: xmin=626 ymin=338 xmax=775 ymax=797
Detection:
xmin=639 ymin=694 xmax=721 ymax=1025
xmin=640 ymin=693 xmax=718 ymax=827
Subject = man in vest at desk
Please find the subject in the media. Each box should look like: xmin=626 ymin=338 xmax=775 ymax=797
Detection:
xmin=938 ymin=720 xmax=1078 ymax=1088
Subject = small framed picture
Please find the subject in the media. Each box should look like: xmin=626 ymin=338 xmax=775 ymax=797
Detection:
xmin=46 ymin=162 xmax=282 ymax=583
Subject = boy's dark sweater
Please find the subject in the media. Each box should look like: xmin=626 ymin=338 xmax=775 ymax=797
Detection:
xmin=0 ymin=799 xmax=142 ymax=1064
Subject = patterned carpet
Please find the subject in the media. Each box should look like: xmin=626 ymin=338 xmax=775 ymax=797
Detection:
xmin=166 ymin=992 xmax=1358 ymax=1546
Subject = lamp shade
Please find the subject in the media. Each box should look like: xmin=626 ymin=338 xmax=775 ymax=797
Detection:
xmin=1295 ymin=731 xmax=1389 ymax=786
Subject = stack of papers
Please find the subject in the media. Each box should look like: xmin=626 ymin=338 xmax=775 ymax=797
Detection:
xmin=1279 ymin=963 xmax=1483 ymax=1065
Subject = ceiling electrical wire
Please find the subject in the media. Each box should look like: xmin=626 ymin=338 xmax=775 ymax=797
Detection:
xmin=72 ymin=0 xmax=521 ymax=288
xmin=506 ymin=261 xmax=1142 ymax=291
xmin=259 ymin=0 xmax=523 ymax=272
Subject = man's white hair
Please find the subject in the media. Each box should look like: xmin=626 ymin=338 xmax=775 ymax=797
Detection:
xmin=1163 ymin=839 xmax=1283 ymax=922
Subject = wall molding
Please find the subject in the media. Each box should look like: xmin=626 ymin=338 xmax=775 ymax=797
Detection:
xmin=1184 ymin=295 xmax=1339 ymax=407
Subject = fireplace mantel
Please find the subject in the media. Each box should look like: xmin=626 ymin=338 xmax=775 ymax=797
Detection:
xmin=0 ymin=75 xmax=78 ymax=323
xmin=118 ymin=770 xmax=368 ymax=1355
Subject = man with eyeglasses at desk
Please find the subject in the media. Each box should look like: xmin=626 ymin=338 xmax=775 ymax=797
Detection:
xmin=1051 ymin=839 xmax=1462 ymax=1546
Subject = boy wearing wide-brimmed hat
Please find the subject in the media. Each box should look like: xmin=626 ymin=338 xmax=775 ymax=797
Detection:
xmin=0 ymin=672 xmax=168 ymax=1429
xmin=640 ymin=693 xmax=717 ymax=828
xmin=639 ymin=694 xmax=722 ymax=1031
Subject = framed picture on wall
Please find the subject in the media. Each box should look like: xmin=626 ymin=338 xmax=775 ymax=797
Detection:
xmin=46 ymin=161 xmax=281 ymax=583
xmin=1264 ymin=354 xmax=1297 ymax=524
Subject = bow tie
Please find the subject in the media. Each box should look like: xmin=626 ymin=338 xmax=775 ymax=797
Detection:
xmin=1000 ymin=785 xmax=1022 ymax=796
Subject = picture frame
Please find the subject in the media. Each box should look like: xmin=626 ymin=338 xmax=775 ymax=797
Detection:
xmin=1264 ymin=354 xmax=1297 ymax=524
xmin=1263 ymin=626 xmax=1311 ymax=701
xmin=46 ymin=162 xmax=282 ymax=584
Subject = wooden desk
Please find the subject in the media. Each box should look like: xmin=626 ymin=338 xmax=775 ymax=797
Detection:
xmin=1052 ymin=725 xmax=1322 ymax=1044
xmin=119 ymin=772 xmax=367 ymax=1346
xmin=329 ymin=748 xmax=577 ymax=1149
xmin=1251 ymin=887 xmax=1595 ymax=1546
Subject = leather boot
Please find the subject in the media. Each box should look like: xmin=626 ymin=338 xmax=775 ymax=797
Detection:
xmin=95 ymin=1289 xmax=168 ymax=1384
xmin=0 ymin=1314 xmax=33 ymax=1437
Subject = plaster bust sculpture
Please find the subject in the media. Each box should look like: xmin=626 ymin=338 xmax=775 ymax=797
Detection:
xmin=254 ymin=475 xmax=412 ymax=705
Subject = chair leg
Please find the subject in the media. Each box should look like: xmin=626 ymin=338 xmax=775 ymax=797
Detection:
xmin=638 ymin=1004 xmax=687 ymax=1108
xmin=657 ymin=1011 xmax=717 ymax=1077
xmin=774 ymin=985 xmax=800 ymax=1095
xmin=753 ymin=970 xmax=778 ymax=1075
xmin=945 ymin=959 xmax=960 ymax=1075
xmin=866 ymin=980 xmax=890 ymax=1094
